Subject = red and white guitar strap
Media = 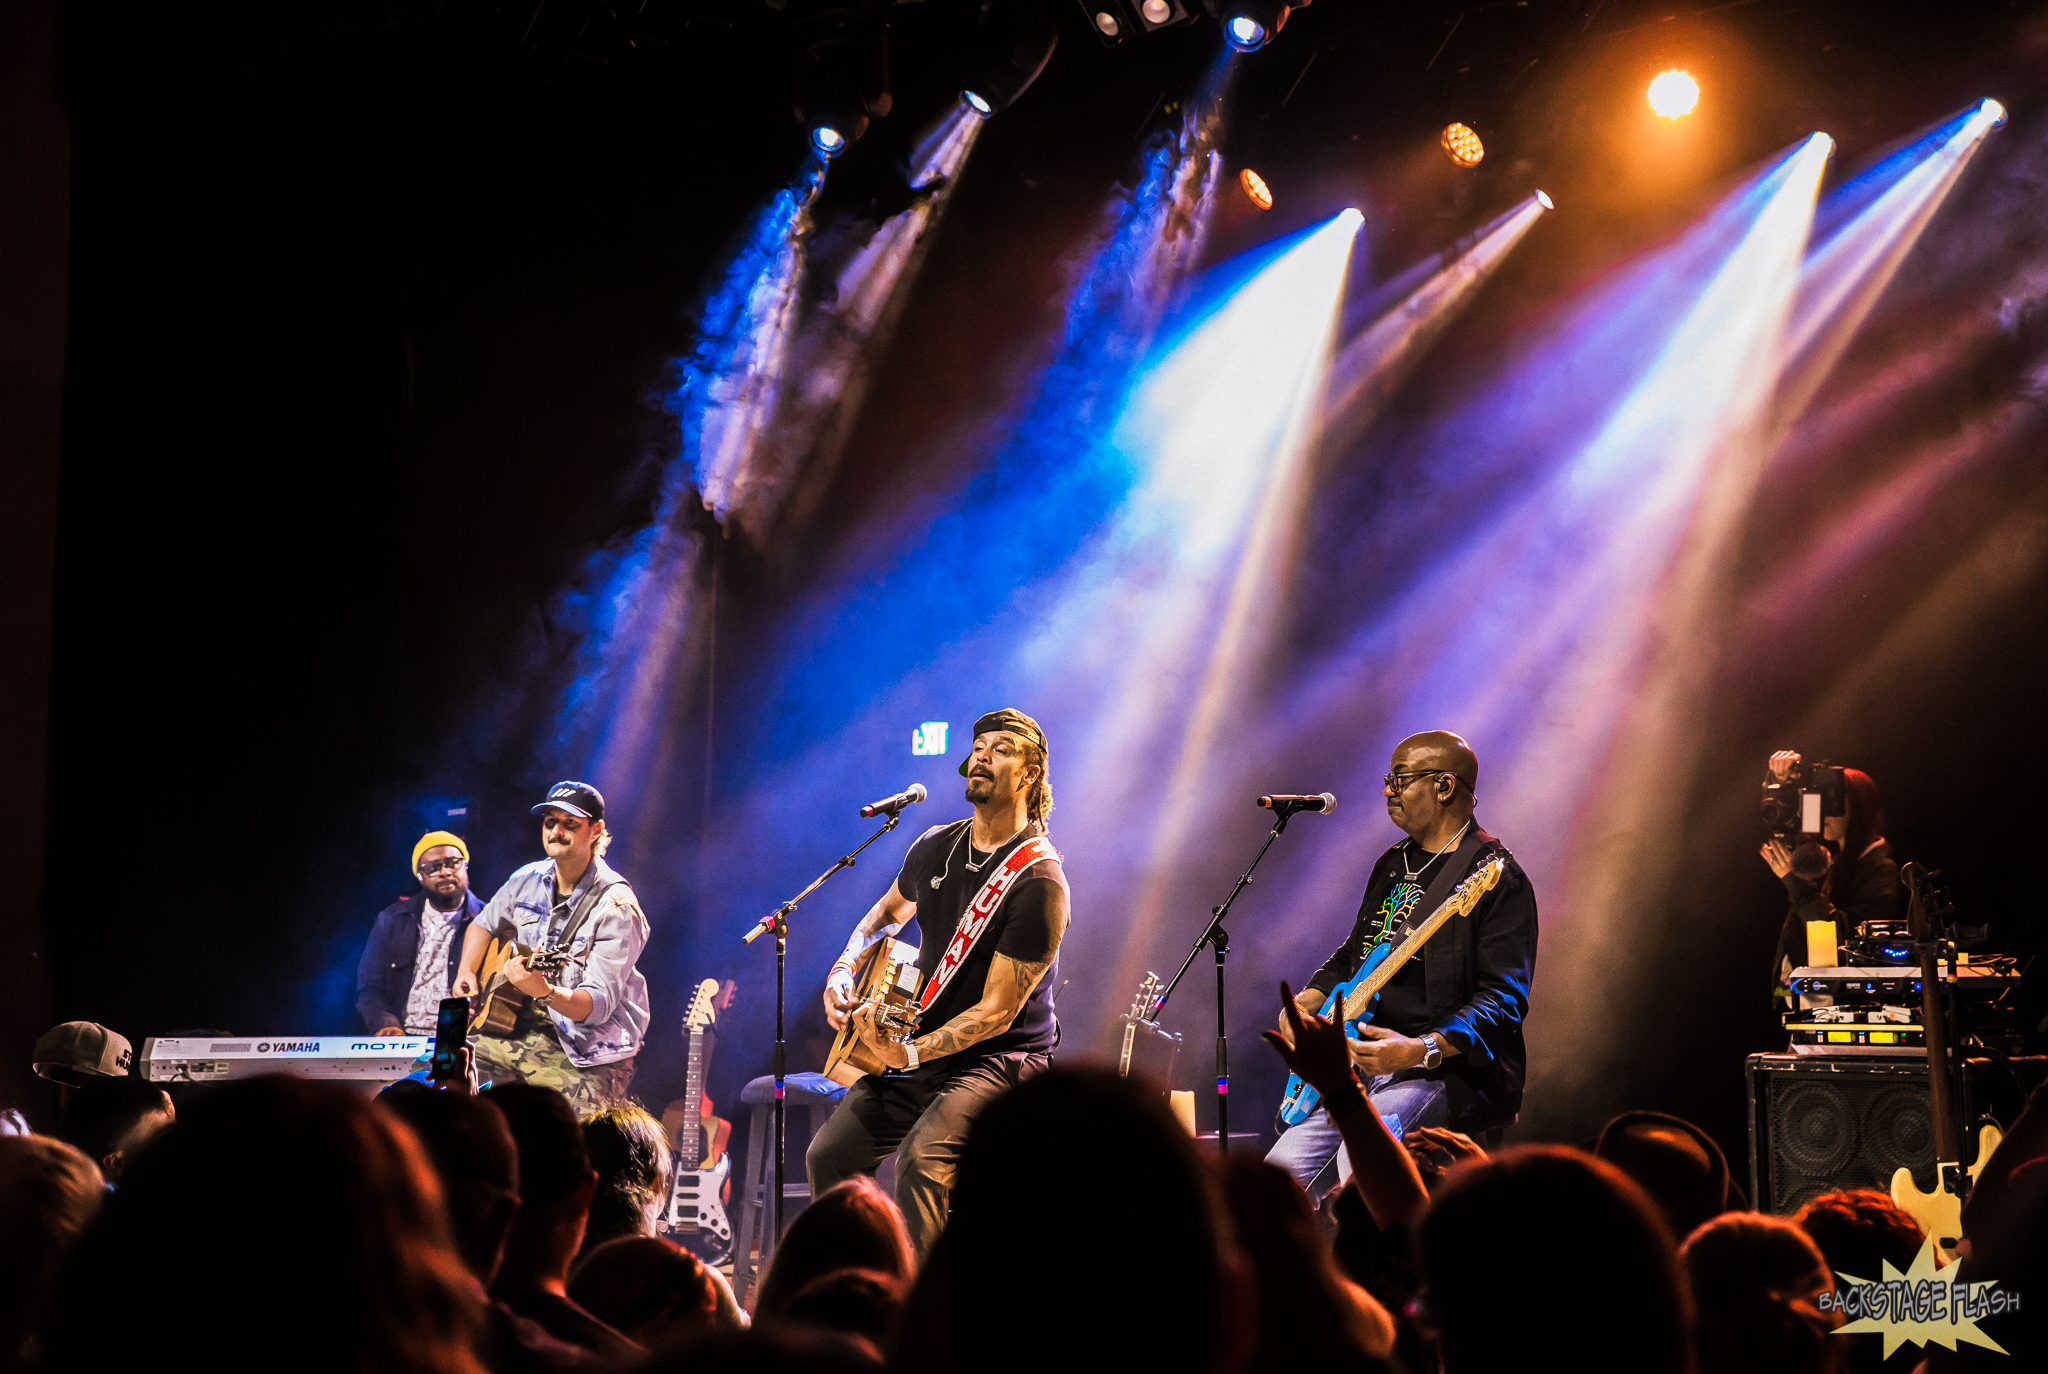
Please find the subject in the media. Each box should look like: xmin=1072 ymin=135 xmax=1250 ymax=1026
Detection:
xmin=918 ymin=833 xmax=1059 ymax=1013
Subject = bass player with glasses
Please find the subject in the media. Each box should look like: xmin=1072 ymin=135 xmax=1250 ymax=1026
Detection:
xmin=1266 ymin=730 xmax=1538 ymax=1204
xmin=809 ymin=708 xmax=1071 ymax=1258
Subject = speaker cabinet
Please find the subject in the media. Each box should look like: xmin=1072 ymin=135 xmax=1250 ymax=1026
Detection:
xmin=1746 ymin=1053 xmax=1938 ymax=1215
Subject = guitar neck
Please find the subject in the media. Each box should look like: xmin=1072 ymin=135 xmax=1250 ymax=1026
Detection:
xmin=1907 ymin=867 xmax=1962 ymax=1164
xmin=679 ymin=1029 xmax=710 ymax=1169
xmin=1339 ymin=855 xmax=1504 ymax=1023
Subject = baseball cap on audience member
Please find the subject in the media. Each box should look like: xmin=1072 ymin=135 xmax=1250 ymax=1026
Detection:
xmin=410 ymin=829 xmax=470 ymax=875
xmin=33 ymin=1023 xmax=135 ymax=1086
xmin=531 ymin=781 xmax=605 ymax=822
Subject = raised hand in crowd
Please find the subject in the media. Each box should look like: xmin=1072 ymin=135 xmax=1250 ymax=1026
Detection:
xmin=1261 ymin=981 xmax=1429 ymax=1233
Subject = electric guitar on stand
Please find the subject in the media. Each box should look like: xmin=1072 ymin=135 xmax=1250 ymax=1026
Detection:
xmin=1279 ymin=853 xmax=1508 ymax=1126
xmin=661 ymin=978 xmax=737 ymax=1263
xmin=1887 ymin=865 xmax=2003 ymax=1262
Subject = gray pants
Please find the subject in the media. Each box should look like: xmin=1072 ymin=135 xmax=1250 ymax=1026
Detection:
xmin=1265 ymin=1072 xmax=1450 ymax=1205
xmin=806 ymin=1050 xmax=1049 ymax=1257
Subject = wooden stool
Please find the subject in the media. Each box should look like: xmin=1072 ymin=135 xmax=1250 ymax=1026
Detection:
xmin=730 ymin=1071 xmax=847 ymax=1304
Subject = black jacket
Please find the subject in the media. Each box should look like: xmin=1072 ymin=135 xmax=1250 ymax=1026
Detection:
xmin=1306 ymin=827 xmax=1538 ymax=1134
xmin=355 ymin=890 xmax=482 ymax=1032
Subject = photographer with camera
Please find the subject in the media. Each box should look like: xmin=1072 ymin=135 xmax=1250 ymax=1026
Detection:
xmin=1758 ymin=751 xmax=1900 ymax=999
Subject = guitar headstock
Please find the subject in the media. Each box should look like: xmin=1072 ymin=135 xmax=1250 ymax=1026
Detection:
xmin=683 ymin=978 xmax=722 ymax=1035
xmin=1128 ymin=971 xmax=1163 ymax=1022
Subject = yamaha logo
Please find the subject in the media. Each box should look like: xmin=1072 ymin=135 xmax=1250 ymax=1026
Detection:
xmin=255 ymin=1041 xmax=320 ymax=1053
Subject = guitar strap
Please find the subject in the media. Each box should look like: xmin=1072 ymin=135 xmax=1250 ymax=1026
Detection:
xmin=918 ymin=835 xmax=1059 ymax=1013
xmin=551 ymin=876 xmax=625 ymax=958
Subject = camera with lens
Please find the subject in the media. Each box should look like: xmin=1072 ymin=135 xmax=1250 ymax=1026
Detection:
xmin=1759 ymin=759 xmax=1845 ymax=842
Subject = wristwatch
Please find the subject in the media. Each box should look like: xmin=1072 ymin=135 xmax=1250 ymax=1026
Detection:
xmin=1421 ymin=1033 xmax=1443 ymax=1070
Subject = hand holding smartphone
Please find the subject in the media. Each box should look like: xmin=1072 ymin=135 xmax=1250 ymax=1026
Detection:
xmin=431 ymin=996 xmax=474 ymax=1092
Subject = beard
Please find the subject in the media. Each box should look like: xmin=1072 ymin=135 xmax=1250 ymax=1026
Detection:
xmin=426 ymin=885 xmax=466 ymax=911
xmin=964 ymin=776 xmax=994 ymax=804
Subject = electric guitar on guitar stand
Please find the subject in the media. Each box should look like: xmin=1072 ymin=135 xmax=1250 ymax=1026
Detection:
xmin=661 ymin=978 xmax=738 ymax=1263
xmin=1887 ymin=864 xmax=2003 ymax=1263
xmin=1279 ymin=853 xmax=1508 ymax=1127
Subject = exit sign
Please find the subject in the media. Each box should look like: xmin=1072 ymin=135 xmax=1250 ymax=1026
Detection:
xmin=912 ymin=722 xmax=949 ymax=756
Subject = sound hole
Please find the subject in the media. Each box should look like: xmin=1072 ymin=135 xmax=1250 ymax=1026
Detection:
xmin=1863 ymin=1085 xmax=1936 ymax=1190
xmin=1774 ymin=1082 xmax=1860 ymax=1175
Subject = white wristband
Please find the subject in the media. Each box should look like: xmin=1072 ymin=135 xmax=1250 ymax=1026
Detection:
xmin=904 ymin=1041 xmax=920 ymax=1071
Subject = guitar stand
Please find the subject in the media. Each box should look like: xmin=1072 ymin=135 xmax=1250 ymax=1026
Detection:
xmin=741 ymin=811 xmax=903 ymax=1250
xmin=1153 ymin=812 xmax=1293 ymax=1158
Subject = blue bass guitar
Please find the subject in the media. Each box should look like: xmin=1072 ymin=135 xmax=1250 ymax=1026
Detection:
xmin=1278 ymin=852 xmax=1508 ymax=1127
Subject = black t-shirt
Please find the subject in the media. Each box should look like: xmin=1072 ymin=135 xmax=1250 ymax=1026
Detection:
xmin=893 ymin=819 xmax=1068 ymax=1058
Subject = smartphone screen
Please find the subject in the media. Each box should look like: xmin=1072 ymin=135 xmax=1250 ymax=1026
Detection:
xmin=432 ymin=996 xmax=468 ymax=1081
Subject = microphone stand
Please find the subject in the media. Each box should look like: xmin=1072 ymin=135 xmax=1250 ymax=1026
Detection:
xmin=1152 ymin=809 xmax=1296 ymax=1158
xmin=741 ymin=810 xmax=903 ymax=1249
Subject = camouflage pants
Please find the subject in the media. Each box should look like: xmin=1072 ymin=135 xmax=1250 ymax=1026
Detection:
xmin=470 ymin=1023 xmax=635 ymax=1115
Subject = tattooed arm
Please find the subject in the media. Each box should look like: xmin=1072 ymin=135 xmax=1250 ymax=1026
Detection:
xmin=855 ymin=901 xmax=1068 ymax=1067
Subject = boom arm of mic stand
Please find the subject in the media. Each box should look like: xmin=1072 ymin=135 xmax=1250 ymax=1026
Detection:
xmin=742 ymin=812 xmax=903 ymax=944
xmin=1151 ymin=814 xmax=1290 ymax=1158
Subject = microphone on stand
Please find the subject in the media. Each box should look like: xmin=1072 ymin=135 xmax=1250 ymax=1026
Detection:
xmin=859 ymin=783 xmax=928 ymax=819
xmin=1257 ymin=792 xmax=1337 ymax=815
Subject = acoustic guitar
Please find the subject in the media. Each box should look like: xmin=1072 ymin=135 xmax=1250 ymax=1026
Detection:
xmin=823 ymin=937 xmax=922 ymax=1086
xmin=1887 ymin=863 xmax=2003 ymax=1262
xmin=661 ymin=977 xmax=737 ymax=1263
xmin=468 ymin=936 xmax=572 ymax=1039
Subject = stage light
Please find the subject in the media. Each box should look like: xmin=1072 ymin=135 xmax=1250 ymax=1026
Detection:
xmin=792 ymin=0 xmax=892 ymax=156
xmin=963 ymin=0 xmax=1058 ymax=117
xmin=1648 ymin=69 xmax=1700 ymax=119
xmin=1440 ymin=122 xmax=1484 ymax=167
xmin=1240 ymin=167 xmax=1273 ymax=210
xmin=1226 ymin=14 xmax=1264 ymax=47
xmin=1081 ymin=0 xmax=1194 ymax=46
xmin=1214 ymin=0 xmax=1298 ymax=51
xmin=1981 ymin=97 xmax=2007 ymax=127
xmin=1536 ymin=189 xmax=1555 ymax=210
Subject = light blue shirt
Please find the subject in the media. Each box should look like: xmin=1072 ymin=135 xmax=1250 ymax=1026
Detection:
xmin=475 ymin=856 xmax=650 ymax=1068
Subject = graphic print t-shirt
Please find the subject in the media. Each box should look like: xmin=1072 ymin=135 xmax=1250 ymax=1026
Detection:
xmin=892 ymin=820 xmax=1068 ymax=1057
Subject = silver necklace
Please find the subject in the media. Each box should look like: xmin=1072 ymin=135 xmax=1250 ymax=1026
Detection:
xmin=930 ymin=823 xmax=970 ymax=890
xmin=963 ymin=818 xmax=1030 ymax=874
xmin=1402 ymin=819 xmax=1473 ymax=880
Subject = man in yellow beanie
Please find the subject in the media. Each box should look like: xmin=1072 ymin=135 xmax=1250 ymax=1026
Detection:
xmin=355 ymin=830 xmax=484 ymax=1035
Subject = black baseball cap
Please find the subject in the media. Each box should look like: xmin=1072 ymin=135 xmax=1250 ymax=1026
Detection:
xmin=531 ymin=780 xmax=605 ymax=822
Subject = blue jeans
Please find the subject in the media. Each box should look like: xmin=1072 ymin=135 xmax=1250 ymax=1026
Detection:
xmin=1265 ymin=1073 xmax=1450 ymax=1204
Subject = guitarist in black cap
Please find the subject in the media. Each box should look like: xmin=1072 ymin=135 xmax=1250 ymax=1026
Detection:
xmin=809 ymin=708 xmax=1071 ymax=1257
xmin=1266 ymin=730 xmax=1538 ymax=1202
xmin=454 ymin=781 xmax=652 ymax=1112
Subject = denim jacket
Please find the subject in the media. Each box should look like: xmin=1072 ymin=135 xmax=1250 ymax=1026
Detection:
xmin=474 ymin=856 xmax=650 ymax=1068
xmin=356 ymin=890 xmax=482 ymax=1033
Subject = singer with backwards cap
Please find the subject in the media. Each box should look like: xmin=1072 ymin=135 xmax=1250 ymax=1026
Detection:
xmin=809 ymin=708 xmax=1070 ymax=1257
xmin=1265 ymin=730 xmax=1538 ymax=1204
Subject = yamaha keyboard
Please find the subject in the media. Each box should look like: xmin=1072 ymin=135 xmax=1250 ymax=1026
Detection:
xmin=142 ymin=1035 xmax=429 ymax=1084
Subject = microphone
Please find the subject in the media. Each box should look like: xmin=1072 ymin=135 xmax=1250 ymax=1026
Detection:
xmin=860 ymin=783 xmax=928 ymax=819
xmin=1258 ymin=793 xmax=1337 ymax=815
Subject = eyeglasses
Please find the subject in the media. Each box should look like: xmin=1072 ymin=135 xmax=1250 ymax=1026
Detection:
xmin=419 ymin=857 xmax=467 ymax=875
xmin=1383 ymin=770 xmax=1446 ymax=790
